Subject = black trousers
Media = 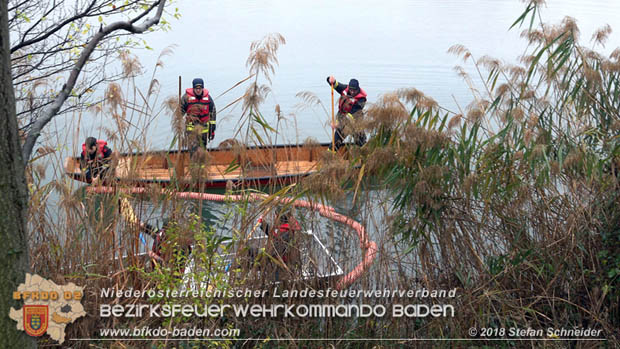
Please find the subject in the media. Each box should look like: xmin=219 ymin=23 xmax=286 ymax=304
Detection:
xmin=186 ymin=130 xmax=210 ymax=153
xmin=331 ymin=127 xmax=366 ymax=151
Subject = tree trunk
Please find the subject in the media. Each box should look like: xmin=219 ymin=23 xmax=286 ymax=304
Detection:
xmin=0 ymin=0 xmax=35 ymax=347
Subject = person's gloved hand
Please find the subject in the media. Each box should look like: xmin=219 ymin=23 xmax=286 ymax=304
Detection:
xmin=186 ymin=116 xmax=200 ymax=124
xmin=326 ymin=75 xmax=336 ymax=85
xmin=209 ymin=133 xmax=215 ymax=141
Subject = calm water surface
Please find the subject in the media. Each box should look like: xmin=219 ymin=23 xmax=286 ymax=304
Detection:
xmin=46 ymin=0 xmax=620 ymax=219
xmin=37 ymin=0 xmax=620 ymax=263
xmin=65 ymin=0 xmax=620 ymax=151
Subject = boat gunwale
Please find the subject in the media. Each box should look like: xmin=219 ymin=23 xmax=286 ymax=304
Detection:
xmin=114 ymin=141 xmax=331 ymax=159
xmin=64 ymin=142 xmax=331 ymax=186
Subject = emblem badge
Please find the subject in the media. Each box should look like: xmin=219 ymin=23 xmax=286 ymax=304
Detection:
xmin=24 ymin=305 xmax=48 ymax=337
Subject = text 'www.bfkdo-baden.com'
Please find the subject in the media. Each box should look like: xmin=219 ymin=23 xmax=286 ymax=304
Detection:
xmin=99 ymin=326 xmax=240 ymax=339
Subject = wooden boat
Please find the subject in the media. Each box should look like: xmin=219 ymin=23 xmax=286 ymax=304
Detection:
xmin=64 ymin=142 xmax=331 ymax=189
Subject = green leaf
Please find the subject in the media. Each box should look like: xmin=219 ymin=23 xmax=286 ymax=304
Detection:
xmin=224 ymin=160 xmax=240 ymax=175
xmin=510 ymin=3 xmax=534 ymax=30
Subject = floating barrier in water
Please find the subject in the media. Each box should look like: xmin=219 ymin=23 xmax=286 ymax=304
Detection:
xmin=88 ymin=186 xmax=378 ymax=290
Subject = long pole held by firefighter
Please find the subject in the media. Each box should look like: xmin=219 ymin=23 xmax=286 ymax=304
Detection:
xmin=331 ymin=81 xmax=335 ymax=150
xmin=178 ymin=76 xmax=182 ymax=150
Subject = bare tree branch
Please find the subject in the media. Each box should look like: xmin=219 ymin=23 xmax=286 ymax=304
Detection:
xmin=18 ymin=2 xmax=63 ymax=44
xmin=10 ymin=0 xmax=98 ymax=54
xmin=21 ymin=0 xmax=166 ymax=161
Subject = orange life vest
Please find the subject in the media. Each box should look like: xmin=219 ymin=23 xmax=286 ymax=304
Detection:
xmin=257 ymin=217 xmax=300 ymax=237
xmin=338 ymin=87 xmax=367 ymax=113
xmin=81 ymin=140 xmax=108 ymax=159
xmin=273 ymin=220 xmax=301 ymax=237
xmin=185 ymin=88 xmax=211 ymax=123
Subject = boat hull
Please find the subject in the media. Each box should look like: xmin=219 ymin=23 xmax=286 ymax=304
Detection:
xmin=65 ymin=142 xmax=331 ymax=189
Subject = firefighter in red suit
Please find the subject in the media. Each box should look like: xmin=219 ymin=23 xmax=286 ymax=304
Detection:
xmin=259 ymin=212 xmax=301 ymax=266
xmin=181 ymin=78 xmax=217 ymax=151
xmin=327 ymin=75 xmax=368 ymax=150
xmin=80 ymin=136 xmax=113 ymax=183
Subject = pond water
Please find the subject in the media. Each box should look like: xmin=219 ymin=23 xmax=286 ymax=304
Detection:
xmin=41 ymin=0 xmax=620 ymax=257
xmin=58 ymin=0 xmax=620 ymax=152
xmin=108 ymin=0 xmax=620 ymax=148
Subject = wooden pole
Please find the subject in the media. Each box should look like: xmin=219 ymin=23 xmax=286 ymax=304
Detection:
xmin=175 ymin=76 xmax=185 ymax=179
xmin=178 ymin=75 xmax=182 ymax=150
xmin=331 ymin=82 xmax=335 ymax=150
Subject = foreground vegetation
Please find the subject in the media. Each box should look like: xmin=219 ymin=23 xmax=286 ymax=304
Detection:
xmin=328 ymin=3 xmax=620 ymax=343
xmin=23 ymin=2 xmax=619 ymax=347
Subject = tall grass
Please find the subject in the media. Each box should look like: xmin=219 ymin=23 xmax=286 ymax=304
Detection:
xmin=22 ymin=2 xmax=619 ymax=347
xmin=24 ymin=32 xmax=367 ymax=348
xmin=304 ymin=1 xmax=619 ymax=343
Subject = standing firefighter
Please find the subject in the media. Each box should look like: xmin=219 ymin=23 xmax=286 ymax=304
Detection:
xmin=181 ymin=78 xmax=216 ymax=151
xmin=327 ymin=75 xmax=367 ymax=150
xmin=80 ymin=136 xmax=113 ymax=184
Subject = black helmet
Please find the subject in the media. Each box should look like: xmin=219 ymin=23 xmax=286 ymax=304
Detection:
xmin=192 ymin=78 xmax=204 ymax=88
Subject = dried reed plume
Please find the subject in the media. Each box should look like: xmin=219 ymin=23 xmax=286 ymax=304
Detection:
xmin=496 ymin=83 xmax=511 ymax=97
xmin=512 ymin=107 xmax=525 ymax=122
xmin=365 ymin=92 xmax=409 ymax=129
xmin=164 ymin=95 xmax=185 ymax=139
xmin=105 ymin=82 xmax=124 ymax=111
xmin=148 ymin=78 xmax=160 ymax=96
xmin=302 ymin=151 xmax=349 ymax=200
xmin=584 ymin=67 xmax=602 ymax=85
xmin=522 ymin=28 xmax=545 ymax=44
xmin=119 ymin=50 xmax=143 ymax=78
xmin=478 ymin=55 xmax=501 ymax=71
xmin=560 ymin=16 xmax=580 ymax=41
xmin=447 ymin=114 xmax=462 ymax=129
xmin=246 ymin=33 xmax=286 ymax=83
xmin=295 ymin=91 xmax=329 ymax=115
xmin=508 ymin=65 xmax=526 ymax=81
xmin=466 ymin=107 xmax=484 ymax=124
xmin=448 ymin=44 xmax=472 ymax=62
xmin=155 ymin=45 xmax=177 ymax=69
xmin=102 ymin=126 xmax=119 ymax=143
xmin=242 ymin=83 xmax=271 ymax=114
xmin=397 ymin=88 xmax=438 ymax=111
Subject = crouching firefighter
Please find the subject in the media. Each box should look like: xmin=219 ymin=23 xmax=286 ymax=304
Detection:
xmin=141 ymin=220 xmax=193 ymax=273
xmin=80 ymin=136 xmax=113 ymax=184
xmin=259 ymin=211 xmax=302 ymax=277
